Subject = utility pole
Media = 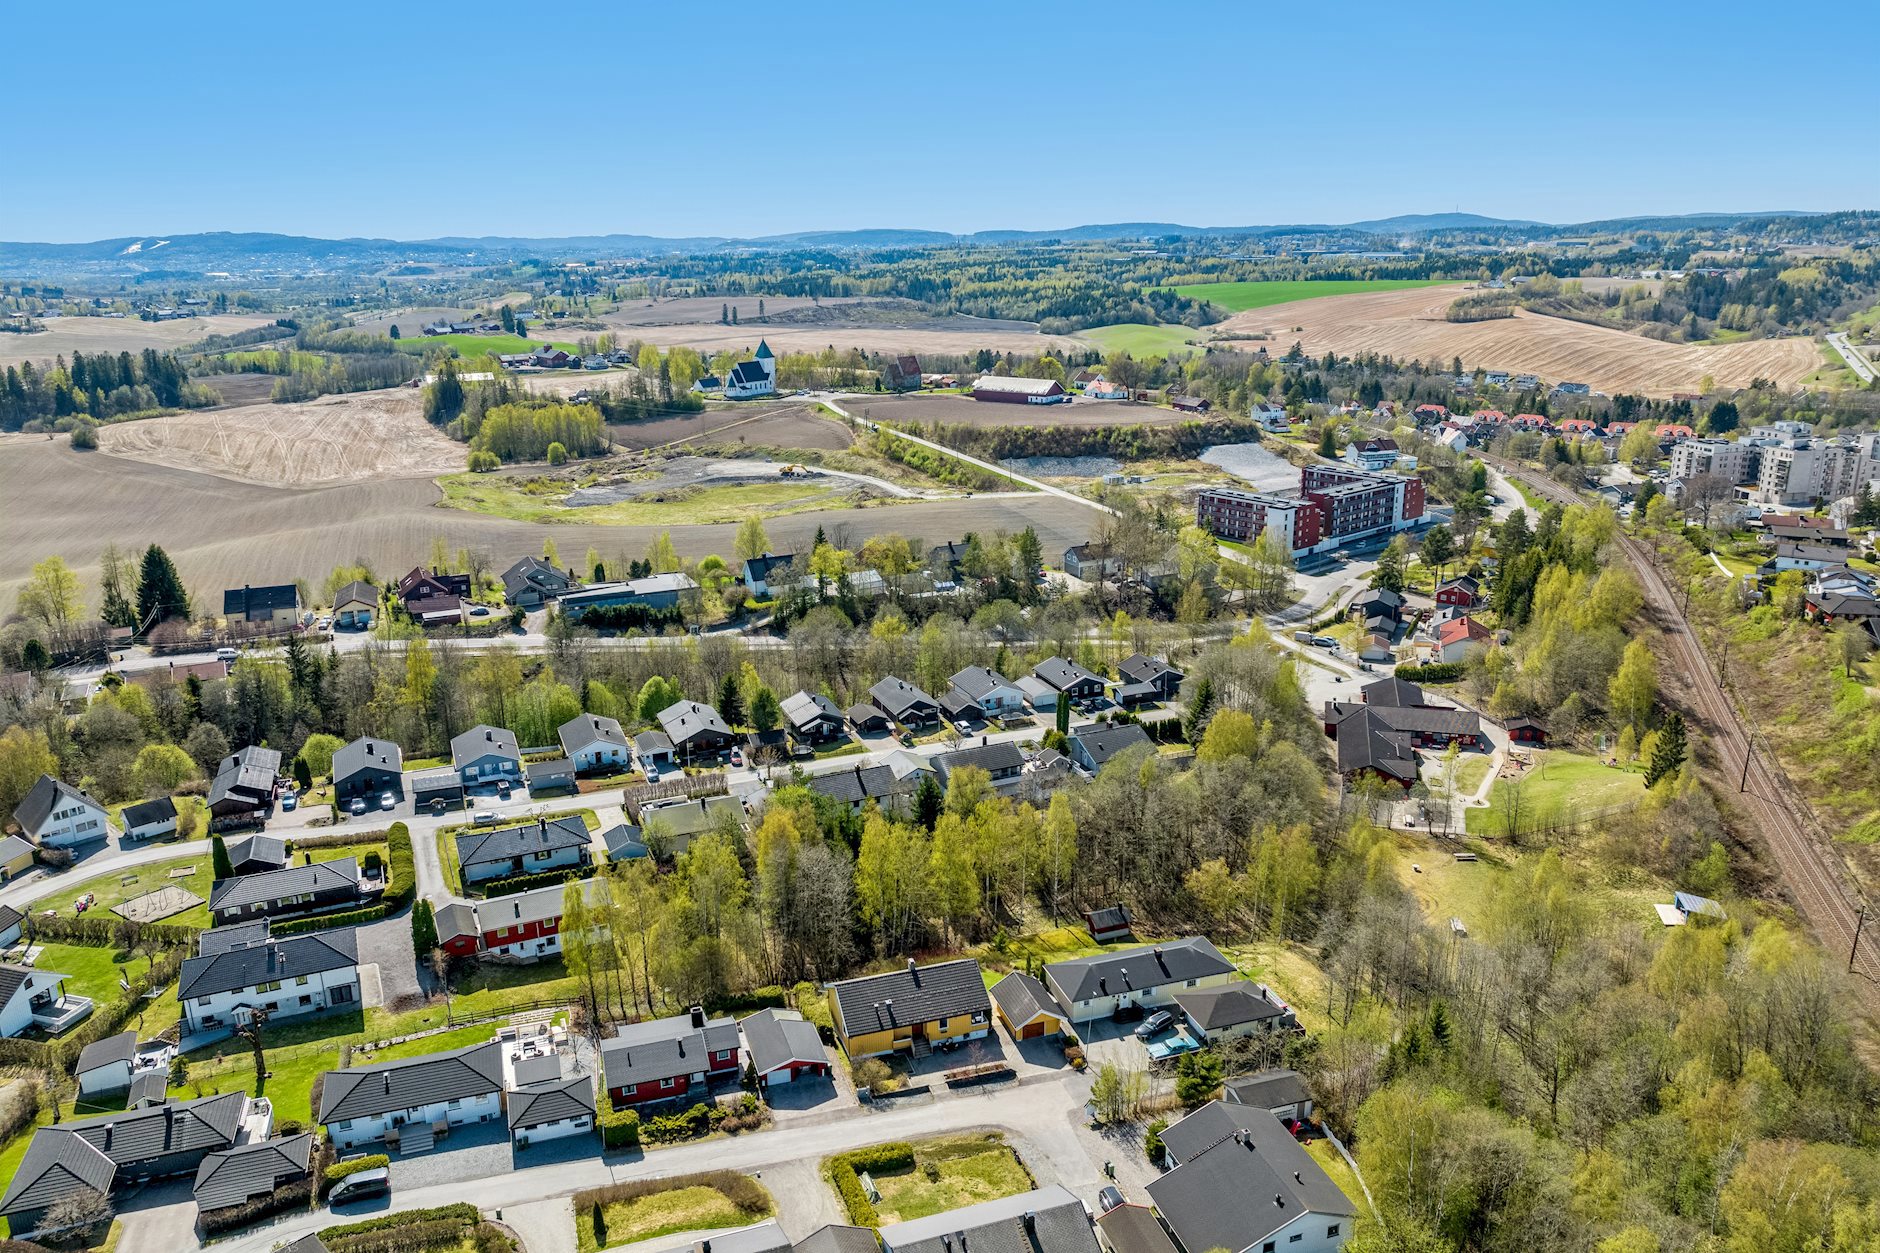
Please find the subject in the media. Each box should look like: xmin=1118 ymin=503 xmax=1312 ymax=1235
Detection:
xmin=1852 ymin=905 xmax=1868 ymax=974
xmin=1739 ymin=730 xmax=1753 ymax=793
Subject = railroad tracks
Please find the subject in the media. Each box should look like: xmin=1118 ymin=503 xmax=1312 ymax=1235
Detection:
xmin=1487 ymin=458 xmax=1880 ymax=993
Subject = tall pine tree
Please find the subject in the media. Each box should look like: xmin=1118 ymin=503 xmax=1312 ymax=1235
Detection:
xmin=137 ymin=544 xmax=190 ymax=626
xmin=1644 ymin=712 xmax=1688 ymax=787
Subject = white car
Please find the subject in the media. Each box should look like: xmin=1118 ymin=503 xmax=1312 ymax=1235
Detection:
xmin=379 ymin=792 xmax=397 ymax=811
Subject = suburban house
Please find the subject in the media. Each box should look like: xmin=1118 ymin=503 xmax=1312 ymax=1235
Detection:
xmin=332 ymin=737 xmax=404 ymax=807
xmin=600 ymin=823 xmax=649 ymax=863
xmin=332 ymin=580 xmax=379 ymax=631
xmin=452 ymin=725 xmax=523 ymax=791
xmin=502 ymin=556 xmax=579 ymax=609
xmin=318 ymin=1039 xmax=505 ymax=1150
xmin=1224 ymin=1069 xmax=1315 ymax=1123
xmin=178 ymin=922 xmax=361 ymax=1033
xmin=559 ymin=573 xmax=699 ymax=621
xmin=436 ymin=902 xmax=482 ymax=958
xmin=395 ymin=567 xmax=471 ymax=626
xmin=222 ymin=584 xmax=301 ymax=628
xmin=507 ymin=1076 xmax=596 ymax=1147
xmin=1433 ymin=615 xmax=1492 ymax=663
xmin=74 ymin=1031 xmax=139 ymax=1097
xmin=559 ymin=713 xmax=633 ymax=773
xmin=1434 ymin=575 xmax=1482 ymax=608
xmin=946 ymin=666 xmax=1027 ymax=719
xmin=1043 ymin=937 xmax=1236 ymax=1026
xmin=846 ymin=702 xmax=892 ymax=734
xmin=879 ymin=1188 xmax=1099 ymax=1253
xmin=1063 ymin=543 xmax=1121 ymax=582
xmin=1083 ymin=905 xmax=1135 ymax=943
xmin=192 ymin=1133 xmax=313 ymax=1220
xmin=637 ymin=795 xmax=745 ymax=858
xmin=1253 ymin=401 xmax=1291 ymax=432
xmin=869 ymin=677 xmax=940 ymax=728
xmin=1323 ymin=679 xmax=1484 ymax=752
xmin=635 ymin=731 xmax=675 ymax=774
xmin=0 ymin=839 xmax=36 ymax=884
xmin=1326 ymin=708 xmax=1417 ymax=790
xmin=1173 ymin=983 xmax=1294 ymax=1042
xmin=827 ymin=958 xmax=992 ymax=1058
xmin=477 ymin=878 xmax=602 ymax=961
xmin=1033 ymin=658 xmax=1106 ymax=703
xmin=990 ymin=972 xmax=1066 ymax=1040
xmin=1118 ymin=654 xmax=1185 ymax=702
xmin=600 ymin=1006 xmax=742 ymax=1107
xmin=1343 ymin=437 xmax=1401 ymax=471
xmin=740 ymin=1008 xmax=832 ymax=1087
xmin=15 ymin=775 xmax=111 ymax=848
xmin=1066 ymin=723 xmax=1153 ymax=774
xmin=0 ymin=962 xmax=88 ymax=1037
xmin=225 ymin=834 xmax=290 ymax=875
xmin=1347 ymin=587 xmax=1404 ymax=634
xmin=782 ymin=691 xmax=847 ymax=744
xmin=0 ymin=1092 xmax=258 ymax=1236
xmin=934 ymin=741 xmax=1026 ymax=791
xmin=804 ymin=764 xmax=917 ymax=815
xmin=1148 ymin=1102 xmax=1354 ymax=1253
xmin=207 ymin=858 xmax=365 ymax=926
xmin=742 ymin=552 xmax=797 ymax=599
xmin=121 ymin=796 xmax=178 ymax=842
xmin=456 ymin=816 xmax=592 ymax=887
xmin=207 ymin=746 xmax=281 ymax=829
xmin=723 ymin=341 xmax=778 ymax=400
xmin=657 ymin=700 xmax=735 ymax=762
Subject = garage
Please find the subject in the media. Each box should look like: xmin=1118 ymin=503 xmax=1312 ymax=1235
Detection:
xmin=990 ymin=972 xmax=1065 ymax=1041
xmin=742 ymin=1007 xmax=831 ymax=1086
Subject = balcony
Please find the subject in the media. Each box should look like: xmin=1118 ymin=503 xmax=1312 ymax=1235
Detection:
xmin=29 ymin=994 xmax=94 ymax=1034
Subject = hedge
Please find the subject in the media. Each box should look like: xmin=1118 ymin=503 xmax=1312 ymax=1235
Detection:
xmin=323 ymin=1154 xmax=390 ymax=1186
xmin=573 ymin=1170 xmax=770 ymax=1218
xmin=329 ymin=1218 xmax=470 ymax=1253
xmin=384 ymin=823 xmax=415 ymax=909
xmin=270 ymin=903 xmax=392 ymax=934
xmin=200 ymin=1174 xmax=314 ymax=1233
xmin=323 ymin=1204 xmax=480 ymax=1240
xmin=824 ymin=1142 xmax=915 ymax=1226
xmin=599 ymin=1106 xmax=640 ymax=1149
xmin=23 ymin=912 xmax=195 ymax=950
xmin=480 ymin=863 xmax=595 ymax=899
xmin=1394 ymin=661 xmax=1466 ymax=683
xmin=291 ymin=827 xmax=392 ymax=851
xmin=639 ymin=1094 xmax=764 ymax=1144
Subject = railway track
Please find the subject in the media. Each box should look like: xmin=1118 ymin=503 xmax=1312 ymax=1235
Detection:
xmin=1487 ymin=458 xmax=1880 ymax=994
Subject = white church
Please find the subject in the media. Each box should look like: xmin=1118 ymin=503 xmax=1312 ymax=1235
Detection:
xmin=723 ymin=340 xmax=777 ymax=399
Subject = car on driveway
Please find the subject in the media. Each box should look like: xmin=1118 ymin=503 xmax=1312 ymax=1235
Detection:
xmin=348 ymin=797 xmax=366 ymax=815
xmin=281 ymin=793 xmax=297 ymax=811
xmin=1098 ymin=1186 xmax=1125 ymax=1214
xmin=379 ymin=792 xmax=397 ymax=811
xmin=1134 ymin=1010 xmax=1174 ymax=1039
xmin=329 ymin=1167 xmax=391 ymax=1205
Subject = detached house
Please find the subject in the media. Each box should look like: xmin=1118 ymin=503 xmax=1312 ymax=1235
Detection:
xmin=1066 ymin=722 xmax=1153 ymax=774
xmin=121 ymin=796 xmax=178 ymax=842
xmin=1148 ymin=1102 xmax=1354 ymax=1253
xmin=207 ymin=746 xmax=281 ymax=829
xmin=933 ymin=741 xmax=1026 ymax=791
xmin=208 ymin=858 xmax=365 ymax=926
xmin=16 ymin=776 xmax=110 ymax=848
xmin=222 ymin=584 xmax=301 ymax=628
xmin=742 ymin=552 xmax=797 ymax=600
xmin=178 ymin=922 xmax=360 ymax=1033
xmin=395 ymin=566 xmax=471 ymax=626
xmin=782 ymin=691 xmax=846 ymax=744
xmin=637 ymin=795 xmax=745 ymax=858
xmin=1033 ymin=658 xmax=1105 ymax=703
xmin=193 ymin=1133 xmax=314 ymax=1221
xmin=1434 ymin=575 xmax=1482 ymax=608
xmin=455 ymin=815 xmax=592 ymax=887
xmin=804 ymin=764 xmax=916 ymax=816
xmin=656 ymin=700 xmax=735 ymax=761
xmin=0 ymin=962 xmax=90 ymax=1037
xmin=332 ymin=581 xmax=378 ymax=631
xmin=1118 ymin=654 xmax=1184 ymax=702
xmin=332 ymin=737 xmax=403 ymax=807
xmin=1044 ymin=937 xmax=1236 ymax=1026
xmin=318 ymin=1040 xmax=504 ymax=1150
xmin=452 ymin=725 xmax=522 ymax=791
xmin=502 ymin=556 xmax=579 ymax=610
xmin=945 ymin=666 xmax=1026 ymax=720
xmin=828 ymin=958 xmax=992 ymax=1058
xmin=868 ymin=677 xmax=940 ymax=728
xmin=478 ymin=878 xmax=602 ymax=961
xmin=601 ymin=1006 xmax=741 ymax=1107
xmin=558 ymin=713 xmax=632 ymax=773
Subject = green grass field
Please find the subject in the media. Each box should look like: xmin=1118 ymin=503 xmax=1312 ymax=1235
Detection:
xmin=437 ymin=472 xmax=858 ymax=526
xmin=27 ymin=942 xmax=184 ymax=1039
xmin=577 ymin=1179 xmax=774 ymax=1253
xmin=1078 ymin=323 xmax=1203 ymax=356
xmin=1171 ymin=279 xmax=1452 ymax=313
xmin=397 ymin=333 xmax=581 ymax=358
xmin=866 ymin=1134 xmax=1033 ymax=1224
xmin=35 ymin=841 xmax=385 ymax=930
xmin=1465 ymin=750 xmax=1647 ymax=836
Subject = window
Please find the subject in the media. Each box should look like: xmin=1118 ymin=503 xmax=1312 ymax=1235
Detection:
xmin=533 ymin=850 xmax=552 ymax=861
xmin=196 ymin=997 xmax=212 ymax=1007
xmin=660 ymin=1077 xmax=676 ymax=1089
xmin=1263 ymin=1244 xmax=1275 ymax=1253
xmin=1186 ymin=978 xmax=1197 ymax=987
xmin=296 ymin=976 xmax=309 ymax=986
xmin=1327 ymin=1226 xmax=1340 ymax=1238
xmin=1289 ymin=1236 xmax=1302 ymax=1245
xmin=260 ymin=980 xmax=282 ymax=992
xmin=299 ymin=995 xmax=313 ymax=1006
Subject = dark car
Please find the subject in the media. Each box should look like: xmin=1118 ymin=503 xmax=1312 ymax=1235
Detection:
xmin=1133 ymin=1010 xmax=1174 ymax=1039
xmin=1098 ymin=1186 xmax=1125 ymax=1213
xmin=329 ymin=1167 xmax=391 ymax=1205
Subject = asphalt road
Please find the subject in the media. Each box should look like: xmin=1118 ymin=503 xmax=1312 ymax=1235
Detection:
xmin=1826 ymin=331 xmax=1878 ymax=384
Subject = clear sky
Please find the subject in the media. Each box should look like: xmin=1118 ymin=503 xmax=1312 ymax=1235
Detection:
xmin=7 ymin=0 xmax=1874 ymax=243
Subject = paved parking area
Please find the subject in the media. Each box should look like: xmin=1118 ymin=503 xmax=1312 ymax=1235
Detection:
xmin=356 ymin=912 xmax=426 ymax=1004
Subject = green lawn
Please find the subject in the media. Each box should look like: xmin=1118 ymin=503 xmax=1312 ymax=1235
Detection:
xmin=578 ymin=1181 xmax=774 ymax=1253
xmin=1171 ymin=279 xmax=1452 ymax=313
xmin=436 ymin=472 xmax=865 ymax=526
xmin=1453 ymin=756 xmax=1493 ymax=795
xmin=34 ymin=842 xmax=382 ymax=930
xmin=1078 ymin=323 xmax=1203 ymax=357
xmin=1464 ymin=750 xmax=1647 ymax=836
xmin=397 ymin=333 xmax=580 ymax=358
xmin=867 ymin=1134 xmax=1033 ymax=1224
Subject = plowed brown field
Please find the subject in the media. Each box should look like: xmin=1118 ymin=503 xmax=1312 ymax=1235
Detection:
xmin=0 ymin=313 xmax=278 ymax=367
xmin=1212 ymin=285 xmax=1819 ymax=397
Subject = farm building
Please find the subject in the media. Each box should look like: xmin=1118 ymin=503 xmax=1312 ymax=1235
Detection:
xmin=970 ymin=376 xmax=1065 ymax=404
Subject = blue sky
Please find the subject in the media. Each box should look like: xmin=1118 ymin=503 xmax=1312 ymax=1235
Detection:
xmin=6 ymin=0 xmax=1874 ymax=242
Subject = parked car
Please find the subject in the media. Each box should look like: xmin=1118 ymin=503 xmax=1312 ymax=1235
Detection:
xmin=473 ymin=811 xmax=498 ymax=826
xmin=215 ymin=647 xmax=239 ymax=662
xmin=379 ymin=792 xmax=396 ymax=811
xmin=329 ymin=1167 xmax=391 ymax=1205
xmin=1134 ymin=1010 xmax=1175 ymax=1039
xmin=348 ymin=797 xmax=366 ymax=815
xmin=316 ymin=616 xmax=332 ymax=630
xmin=470 ymin=605 xmax=489 ymax=617
xmin=730 ymin=748 xmax=744 ymax=767
xmin=281 ymin=793 xmax=297 ymax=811
xmin=1098 ymin=1186 xmax=1125 ymax=1214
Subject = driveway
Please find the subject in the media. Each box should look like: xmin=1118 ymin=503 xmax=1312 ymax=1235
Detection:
xmin=357 ymin=911 xmax=426 ymax=1004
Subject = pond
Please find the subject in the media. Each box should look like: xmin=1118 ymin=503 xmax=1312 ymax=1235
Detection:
xmin=1199 ymin=442 xmax=1297 ymax=493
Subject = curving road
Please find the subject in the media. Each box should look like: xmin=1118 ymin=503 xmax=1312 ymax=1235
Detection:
xmin=1826 ymin=332 xmax=1877 ymax=385
xmin=1487 ymin=456 xmax=1880 ymax=997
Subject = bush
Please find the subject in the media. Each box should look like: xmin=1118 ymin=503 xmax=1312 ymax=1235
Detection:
xmin=468 ymin=450 xmax=500 ymax=472
xmin=269 ymin=904 xmax=389 ymax=934
xmin=323 ymin=1154 xmax=390 ymax=1186
xmin=546 ymin=441 xmax=569 ymax=465
xmin=824 ymin=1143 xmax=915 ymax=1225
xmin=200 ymin=1174 xmax=315 ymax=1233
xmin=1394 ymin=661 xmax=1465 ymax=683
xmin=322 ymin=1203 xmax=480 ymax=1240
xmin=480 ymin=864 xmax=594 ymax=898
xmin=1144 ymin=1118 xmax=1171 ymax=1165
xmin=572 ymin=1170 xmax=770 ymax=1217
xmin=329 ymin=1218 xmax=469 ymax=1253
xmin=599 ymin=1106 xmax=640 ymax=1149
xmin=68 ymin=421 xmax=98 ymax=450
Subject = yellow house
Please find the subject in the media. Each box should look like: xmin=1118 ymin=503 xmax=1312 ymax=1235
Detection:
xmin=990 ymin=972 xmax=1066 ymax=1040
xmin=828 ymin=958 xmax=993 ymax=1058
xmin=0 ymin=836 xmax=34 ymax=883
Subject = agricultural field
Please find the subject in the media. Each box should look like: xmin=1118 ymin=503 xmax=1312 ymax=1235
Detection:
xmin=847 ymin=393 xmax=1222 ymax=429
xmin=1171 ymin=278 xmax=1452 ymax=313
xmin=1206 ymin=283 xmax=1820 ymax=396
xmin=0 ymin=312 xmax=277 ymax=368
xmin=97 ymin=388 xmax=466 ymax=486
xmin=607 ymin=402 xmax=856 ymax=452
xmin=396 ymin=332 xmax=580 ymax=358
xmin=1077 ymin=323 xmax=1204 ymax=356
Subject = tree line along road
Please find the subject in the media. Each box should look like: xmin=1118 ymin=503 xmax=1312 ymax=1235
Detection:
xmin=1484 ymin=455 xmax=1880 ymax=1002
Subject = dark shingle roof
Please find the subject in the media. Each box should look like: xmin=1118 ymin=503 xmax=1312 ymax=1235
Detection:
xmin=868 ymin=677 xmax=938 ymax=720
xmin=1325 ymin=699 xmax=1481 ymax=740
xmin=657 ymin=700 xmax=732 ymax=746
xmin=526 ymin=758 xmax=576 ymax=784
xmin=0 ymin=903 xmax=22 ymax=934
xmin=121 ymin=797 xmax=177 ymax=829
xmin=1117 ymin=654 xmax=1182 ymax=688
xmin=74 ymin=1031 xmax=137 ymax=1074
xmin=560 ymin=713 xmax=630 ymax=751
xmin=740 ymin=1008 xmax=826 ymax=1075
xmin=782 ymin=690 xmax=843 ymax=731
xmin=1034 ymin=657 xmax=1104 ymax=692
xmin=1360 ymin=676 xmax=1425 ymax=707
xmin=1147 ymin=1104 xmax=1354 ymax=1253
xmin=67 ymin=1090 xmax=247 ymax=1164
xmin=1095 ymin=1206 xmax=1180 ymax=1253
xmin=935 ymin=741 xmax=1025 ymax=778
xmin=15 ymin=775 xmax=98 ymax=834
xmin=1083 ymin=905 xmax=1132 ymax=935
xmin=197 ymin=920 xmax=271 ymax=956
xmin=0 ymin=1128 xmax=117 ymax=1216
xmin=1331 ymin=708 xmax=1417 ymax=783
xmin=332 ymin=736 xmax=401 ymax=783
xmin=1172 ymin=984 xmax=1285 ymax=1031
xmin=949 ymin=666 xmax=1015 ymax=703
xmin=601 ymin=823 xmax=649 ymax=861
xmin=793 ymin=1225 xmax=881 ymax=1253
xmin=333 ymin=580 xmax=379 ymax=609
xmin=878 ymin=1186 xmax=1097 ymax=1253
xmin=222 ymin=585 xmax=299 ymax=616
xmin=227 ymin=833 xmax=289 ymax=871
xmin=806 ymin=765 xmax=914 ymax=807
xmin=318 ymin=1040 xmax=505 ymax=1123
xmin=1046 ymin=937 xmax=1233 ymax=1003
xmin=508 ymin=1075 xmax=596 ymax=1129
xmin=600 ymin=1013 xmax=739 ymax=1088
xmin=451 ymin=724 xmax=520 ymax=768
xmin=179 ymin=928 xmax=358 ymax=1000
xmin=1222 ymin=1069 xmax=1312 ymax=1112
xmin=989 ymin=973 xmax=1060 ymax=1028
xmin=435 ymin=901 xmax=479 ymax=943
xmin=1070 ymin=723 xmax=1152 ymax=769
xmin=192 ymin=1133 xmax=313 ymax=1211
xmin=455 ymin=816 xmax=589 ymax=871
xmin=830 ymin=959 xmax=991 ymax=1036
xmin=209 ymin=857 xmax=358 ymax=912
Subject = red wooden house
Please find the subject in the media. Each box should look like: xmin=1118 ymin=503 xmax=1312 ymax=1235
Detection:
xmin=436 ymin=901 xmax=481 ymax=958
xmin=1505 ymin=716 xmax=1548 ymax=746
xmin=601 ymin=1007 xmax=742 ymax=1108
xmin=1434 ymin=575 xmax=1482 ymax=609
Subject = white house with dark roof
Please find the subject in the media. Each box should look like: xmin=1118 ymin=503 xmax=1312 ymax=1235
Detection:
xmin=868 ymin=676 xmax=940 ymax=728
xmin=946 ymin=666 xmax=1026 ymax=719
xmin=178 ymin=923 xmax=360 ymax=1033
xmin=558 ymin=713 xmax=632 ymax=773
xmin=452 ymin=725 xmax=523 ymax=790
xmin=507 ymin=1074 xmax=596 ymax=1146
xmin=1147 ymin=1101 xmax=1353 ymax=1253
xmin=742 ymin=552 xmax=797 ymax=599
xmin=15 ymin=775 xmax=111 ymax=848
xmin=0 ymin=903 xmax=23 ymax=948
xmin=878 ymin=1187 xmax=1100 ymax=1253
xmin=121 ymin=796 xmax=178 ymax=841
xmin=723 ymin=340 xmax=777 ymax=399
xmin=74 ymin=1031 xmax=138 ymax=1097
xmin=1043 ymin=937 xmax=1237 ymax=1026
xmin=318 ymin=1040 xmax=505 ymax=1149
xmin=0 ymin=962 xmax=89 ymax=1036
xmin=455 ymin=815 xmax=592 ymax=886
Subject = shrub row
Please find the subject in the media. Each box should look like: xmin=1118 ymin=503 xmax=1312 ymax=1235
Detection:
xmin=824 ymin=1142 xmax=915 ymax=1226
xmin=598 ymin=1106 xmax=640 ymax=1149
xmin=703 ymin=985 xmax=788 ymax=1016
xmin=270 ymin=904 xmax=390 ymax=935
xmin=480 ymin=864 xmax=595 ymax=899
xmin=291 ymin=827 xmax=391 ymax=851
xmin=329 ymin=1217 xmax=471 ymax=1253
xmin=384 ymin=823 xmax=415 ymax=910
xmin=23 ymin=912 xmax=195 ymax=950
xmin=573 ymin=1169 xmax=770 ymax=1217
xmin=639 ymin=1094 xmax=764 ymax=1144
xmin=322 ymin=1204 xmax=480 ymax=1240
xmin=200 ymin=1175 xmax=314 ymax=1233
xmin=1394 ymin=661 xmax=1466 ymax=683
xmin=323 ymin=1154 xmax=390 ymax=1186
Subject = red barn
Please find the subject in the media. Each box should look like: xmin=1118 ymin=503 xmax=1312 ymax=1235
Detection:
xmin=1505 ymin=716 xmax=1548 ymax=745
xmin=601 ymin=1007 xmax=742 ymax=1108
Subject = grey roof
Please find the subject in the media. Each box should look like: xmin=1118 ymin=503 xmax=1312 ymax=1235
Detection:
xmin=227 ymin=833 xmax=289 ymax=871
xmin=1069 ymin=723 xmax=1152 ymax=769
xmin=868 ymin=676 xmax=938 ymax=720
xmin=846 ymin=702 xmax=891 ymax=727
xmin=657 ymin=700 xmax=732 ymax=746
xmin=743 ymin=552 xmax=797 ymax=583
xmin=318 ymin=1039 xmax=505 ymax=1123
xmin=436 ymin=901 xmax=480 ymax=942
xmin=0 ymin=1127 xmax=116 ymax=1216
xmin=560 ymin=713 xmax=630 ymax=752
xmin=1360 ymin=676 xmax=1425 ymax=707
xmin=806 ymin=765 xmax=915 ymax=807
xmin=1147 ymin=1104 xmax=1354 ymax=1253
xmin=275 ymin=1234 xmax=332 ymax=1253
xmin=1173 ymin=984 xmax=1286 ymax=1031
xmin=197 ymin=920 xmax=271 ymax=956
xmin=333 ymin=580 xmax=379 ymax=609
xmin=949 ymin=666 xmax=1017 ymax=703
xmin=658 ymin=1221 xmax=794 ymax=1253
xmin=455 ymin=816 xmax=589 ymax=871
xmin=527 ymin=758 xmax=577 ymax=783
xmin=935 ymin=741 xmax=1025 ymax=778
xmin=0 ymin=902 xmax=22 ymax=933
xmin=208 ymin=857 xmax=359 ymax=912
xmin=223 ymin=745 xmax=283 ymax=775
xmin=830 ymin=958 xmax=991 ymax=1036
xmin=507 ymin=1074 xmax=596 ymax=1129
xmin=635 ymin=730 xmax=674 ymax=754
xmin=121 ymin=796 xmax=178 ymax=829
xmin=1223 ymin=1069 xmax=1312 ymax=1112
xmin=179 ymin=928 xmax=359 ymax=1000
xmin=989 ymin=972 xmax=1060 ymax=1028
xmin=503 ymin=556 xmax=574 ymax=599
xmin=1046 ymin=937 xmax=1234 ymax=1003
xmin=1034 ymin=658 xmax=1103 ymax=692
xmin=601 ymin=823 xmax=649 ymax=860
xmin=1331 ymin=708 xmax=1417 ymax=783
xmin=332 ymin=736 xmax=402 ymax=782
xmin=483 ymin=878 xmax=601 ymax=931
xmin=410 ymin=766 xmax=463 ymax=794
xmin=793 ymin=1225 xmax=881 ymax=1253
xmin=600 ymin=1013 xmax=739 ymax=1089
xmin=74 ymin=1031 xmax=138 ymax=1074
xmin=782 ymin=690 xmax=843 ymax=731
xmin=878 ymin=1186 xmax=1097 ymax=1253
xmin=740 ymin=1008 xmax=826 ymax=1075
xmin=65 ymin=1091 xmax=245 ymax=1164
xmin=1118 ymin=654 xmax=1183 ymax=687
xmin=1095 ymin=1206 xmax=1180 ymax=1253
xmin=637 ymin=795 xmax=744 ymax=845
xmin=128 ymin=1070 xmax=168 ymax=1108
xmin=208 ymin=759 xmax=275 ymax=810
xmin=452 ymin=724 xmax=520 ymax=768
xmin=15 ymin=775 xmax=99 ymax=834
xmin=192 ymin=1133 xmax=313 ymax=1211
xmin=0 ymin=962 xmax=38 ymax=1006
xmin=1083 ymin=905 xmax=1132 ymax=935
xmin=1325 ymin=699 xmax=1481 ymax=740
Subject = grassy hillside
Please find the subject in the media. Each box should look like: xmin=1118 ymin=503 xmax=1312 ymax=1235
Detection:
xmin=1170 ymin=278 xmax=1452 ymax=313
xmin=1079 ymin=323 xmax=1203 ymax=356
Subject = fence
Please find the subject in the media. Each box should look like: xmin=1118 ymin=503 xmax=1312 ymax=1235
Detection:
xmin=623 ymin=771 xmax=727 ymax=819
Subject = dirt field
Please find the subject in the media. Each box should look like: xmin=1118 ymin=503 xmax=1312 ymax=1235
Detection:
xmin=1211 ymin=285 xmax=1819 ymax=396
xmin=97 ymin=389 xmax=466 ymax=487
xmin=844 ymin=393 xmax=1224 ymax=428
xmin=0 ymin=438 xmax=1098 ymax=606
xmin=0 ymin=312 xmax=277 ymax=367
xmin=608 ymin=402 xmax=855 ymax=451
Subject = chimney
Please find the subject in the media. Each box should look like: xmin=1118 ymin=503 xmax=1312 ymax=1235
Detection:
xmin=1023 ymin=1212 xmax=1036 ymax=1235
xmin=486 ymin=729 xmax=493 ymax=742
xmin=1098 ymin=977 xmax=1107 ymax=995
xmin=1274 ymin=1195 xmax=1285 ymax=1209
xmin=690 ymin=1005 xmax=706 ymax=1028
xmin=908 ymin=958 xmax=919 ymax=983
